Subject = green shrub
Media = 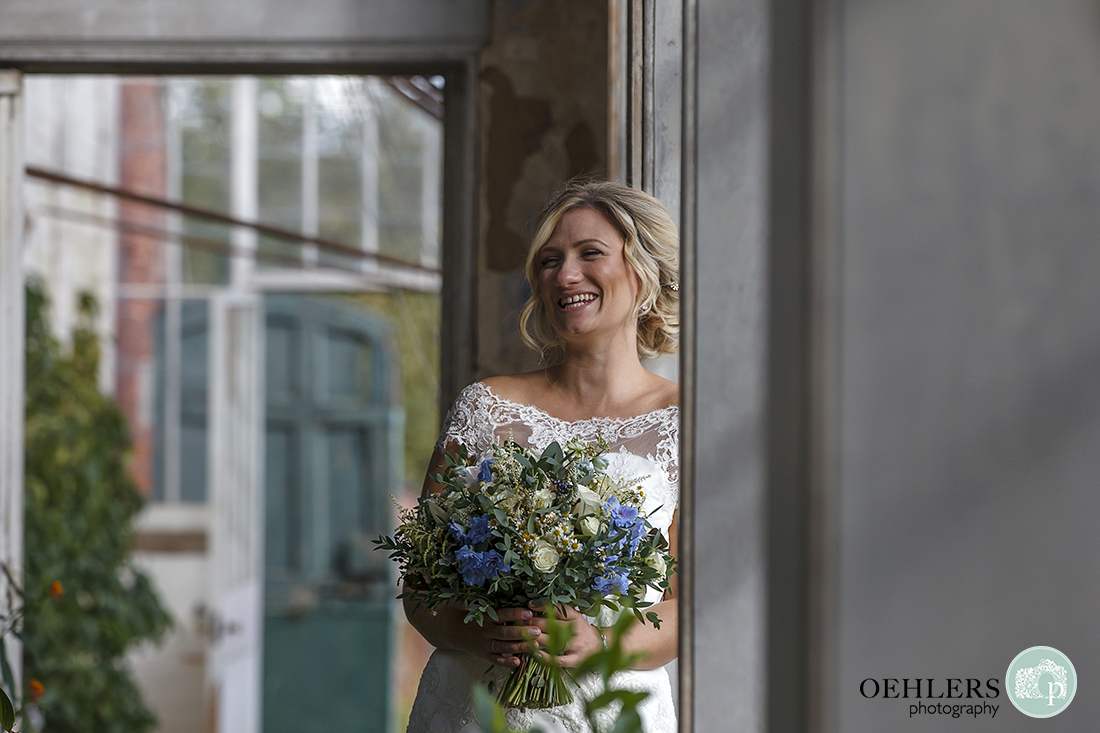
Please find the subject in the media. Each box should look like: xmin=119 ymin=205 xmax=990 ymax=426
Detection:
xmin=21 ymin=281 xmax=171 ymax=733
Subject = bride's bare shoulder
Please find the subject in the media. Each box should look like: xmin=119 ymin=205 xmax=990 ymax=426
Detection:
xmin=647 ymin=373 xmax=680 ymax=409
xmin=478 ymin=371 xmax=548 ymax=403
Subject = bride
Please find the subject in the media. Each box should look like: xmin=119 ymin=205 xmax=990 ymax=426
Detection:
xmin=405 ymin=180 xmax=680 ymax=733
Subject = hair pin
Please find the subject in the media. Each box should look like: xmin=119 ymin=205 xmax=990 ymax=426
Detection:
xmin=664 ymin=282 xmax=679 ymax=292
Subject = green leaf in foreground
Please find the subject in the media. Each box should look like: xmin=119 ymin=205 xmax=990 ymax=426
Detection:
xmin=0 ymin=685 xmax=13 ymax=733
xmin=472 ymin=685 xmax=509 ymax=733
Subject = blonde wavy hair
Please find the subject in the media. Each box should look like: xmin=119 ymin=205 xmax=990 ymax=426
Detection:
xmin=519 ymin=180 xmax=680 ymax=362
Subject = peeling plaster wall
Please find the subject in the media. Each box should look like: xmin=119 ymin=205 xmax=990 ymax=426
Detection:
xmin=475 ymin=0 xmax=609 ymax=378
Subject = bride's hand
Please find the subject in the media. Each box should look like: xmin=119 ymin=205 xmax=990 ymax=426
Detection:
xmin=526 ymin=601 xmax=604 ymax=668
xmin=454 ymin=606 xmax=544 ymax=668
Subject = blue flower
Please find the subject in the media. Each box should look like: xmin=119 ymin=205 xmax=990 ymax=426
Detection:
xmin=605 ymin=496 xmax=639 ymax=529
xmin=593 ymin=568 xmax=630 ymax=595
xmin=448 ymin=521 xmax=466 ymax=543
xmin=478 ymin=459 xmax=494 ymax=484
xmin=628 ymin=518 xmax=647 ymax=555
xmin=455 ymin=545 xmax=509 ymax=587
xmin=467 ymin=514 xmax=492 ymax=544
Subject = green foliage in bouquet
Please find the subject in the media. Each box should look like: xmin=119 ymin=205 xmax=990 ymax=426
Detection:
xmin=377 ymin=437 xmax=676 ymax=710
xmin=19 ymin=281 xmax=172 ymax=733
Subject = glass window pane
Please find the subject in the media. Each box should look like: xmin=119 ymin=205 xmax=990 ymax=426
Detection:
xmin=375 ymin=83 xmax=427 ymax=263
xmin=257 ymin=77 xmax=306 ymax=267
xmin=317 ymin=77 xmax=365 ymax=264
xmin=176 ymin=78 xmax=232 ymax=285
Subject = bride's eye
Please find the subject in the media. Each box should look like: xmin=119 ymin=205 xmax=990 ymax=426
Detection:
xmin=583 ymin=249 xmax=602 ymax=258
xmin=540 ymin=255 xmax=560 ymax=268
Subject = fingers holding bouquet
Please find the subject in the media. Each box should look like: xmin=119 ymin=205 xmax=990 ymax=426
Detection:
xmin=524 ymin=601 xmax=603 ymax=668
xmin=482 ymin=606 xmax=543 ymax=667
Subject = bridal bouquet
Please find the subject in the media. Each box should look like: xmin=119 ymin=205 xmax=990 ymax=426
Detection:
xmin=376 ymin=437 xmax=675 ymax=709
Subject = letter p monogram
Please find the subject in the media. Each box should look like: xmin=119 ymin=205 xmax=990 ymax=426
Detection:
xmin=1047 ymin=682 xmax=1065 ymax=706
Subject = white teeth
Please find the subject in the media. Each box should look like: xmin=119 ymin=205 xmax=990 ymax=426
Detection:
xmin=559 ymin=294 xmax=597 ymax=308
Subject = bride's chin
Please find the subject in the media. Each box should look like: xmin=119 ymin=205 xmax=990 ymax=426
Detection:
xmin=555 ymin=327 xmax=633 ymax=352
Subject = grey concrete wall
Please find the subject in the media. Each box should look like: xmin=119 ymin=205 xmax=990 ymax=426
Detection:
xmin=830 ymin=1 xmax=1100 ymax=731
xmin=683 ymin=0 xmax=773 ymax=729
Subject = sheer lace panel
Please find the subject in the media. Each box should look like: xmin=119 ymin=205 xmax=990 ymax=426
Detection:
xmin=435 ymin=382 xmax=680 ymax=487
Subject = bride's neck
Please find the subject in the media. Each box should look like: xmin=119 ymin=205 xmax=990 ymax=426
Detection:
xmin=547 ymin=341 xmax=650 ymax=408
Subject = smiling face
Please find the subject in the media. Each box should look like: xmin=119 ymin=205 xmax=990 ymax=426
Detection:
xmin=535 ymin=207 xmax=641 ymax=346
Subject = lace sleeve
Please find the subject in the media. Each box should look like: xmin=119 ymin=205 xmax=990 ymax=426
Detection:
xmin=434 ymin=382 xmax=496 ymax=459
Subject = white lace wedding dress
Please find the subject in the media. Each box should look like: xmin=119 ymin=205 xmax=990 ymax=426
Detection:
xmin=406 ymin=382 xmax=679 ymax=733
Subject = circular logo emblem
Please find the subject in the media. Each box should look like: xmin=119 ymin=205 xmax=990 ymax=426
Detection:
xmin=1006 ymin=646 xmax=1077 ymax=718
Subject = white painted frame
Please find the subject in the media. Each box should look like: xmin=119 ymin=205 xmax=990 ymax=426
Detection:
xmin=0 ymin=69 xmax=24 ymax=690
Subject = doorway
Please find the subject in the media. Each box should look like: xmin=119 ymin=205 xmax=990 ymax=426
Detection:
xmin=21 ymin=72 xmax=447 ymax=733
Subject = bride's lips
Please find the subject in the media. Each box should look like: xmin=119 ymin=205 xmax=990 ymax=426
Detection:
xmin=557 ymin=292 xmax=599 ymax=310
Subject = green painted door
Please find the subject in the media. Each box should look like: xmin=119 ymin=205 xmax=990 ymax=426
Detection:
xmin=262 ymin=295 xmax=401 ymax=733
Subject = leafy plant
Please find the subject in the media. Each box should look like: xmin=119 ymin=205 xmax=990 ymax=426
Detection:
xmin=16 ymin=281 xmax=172 ymax=733
xmin=0 ymin=572 xmax=64 ymax=732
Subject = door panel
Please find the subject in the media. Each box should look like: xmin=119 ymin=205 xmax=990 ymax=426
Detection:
xmin=262 ymin=294 xmax=400 ymax=733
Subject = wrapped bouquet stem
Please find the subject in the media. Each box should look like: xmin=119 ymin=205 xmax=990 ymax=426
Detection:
xmin=377 ymin=438 xmax=676 ymax=710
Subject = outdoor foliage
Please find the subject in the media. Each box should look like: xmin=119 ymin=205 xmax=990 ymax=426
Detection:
xmin=19 ymin=281 xmax=171 ymax=733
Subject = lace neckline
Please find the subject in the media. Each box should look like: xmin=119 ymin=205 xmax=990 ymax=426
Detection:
xmin=437 ymin=381 xmax=681 ymax=487
xmin=476 ymin=381 xmax=679 ymax=427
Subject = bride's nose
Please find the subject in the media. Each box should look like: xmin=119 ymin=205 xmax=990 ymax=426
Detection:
xmin=556 ymin=255 xmax=584 ymax=286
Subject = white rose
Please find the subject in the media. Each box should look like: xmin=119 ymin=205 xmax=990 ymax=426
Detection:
xmin=462 ymin=466 xmax=480 ymax=488
xmin=574 ymin=486 xmax=603 ymax=515
xmin=531 ymin=540 xmax=561 ymax=573
xmin=579 ymin=516 xmax=602 ymax=537
xmin=532 ymin=488 xmax=554 ymax=510
xmin=645 ymin=551 xmax=668 ymax=576
xmin=493 ymin=487 xmax=518 ymax=510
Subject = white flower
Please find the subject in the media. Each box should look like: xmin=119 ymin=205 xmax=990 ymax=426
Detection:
xmin=462 ymin=466 xmax=480 ymax=488
xmin=645 ymin=551 xmax=667 ymax=576
xmin=591 ymin=476 xmax=616 ymax=501
xmin=531 ymin=540 xmax=561 ymax=573
xmin=493 ymin=487 xmax=520 ymax=511
xmin=579 ymin=516 xmax=602 ymax=537
xmin=532 ymin=488 xmax=554 ymax=510
xmin=574 ymin=486 xmax=603 ymax=515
